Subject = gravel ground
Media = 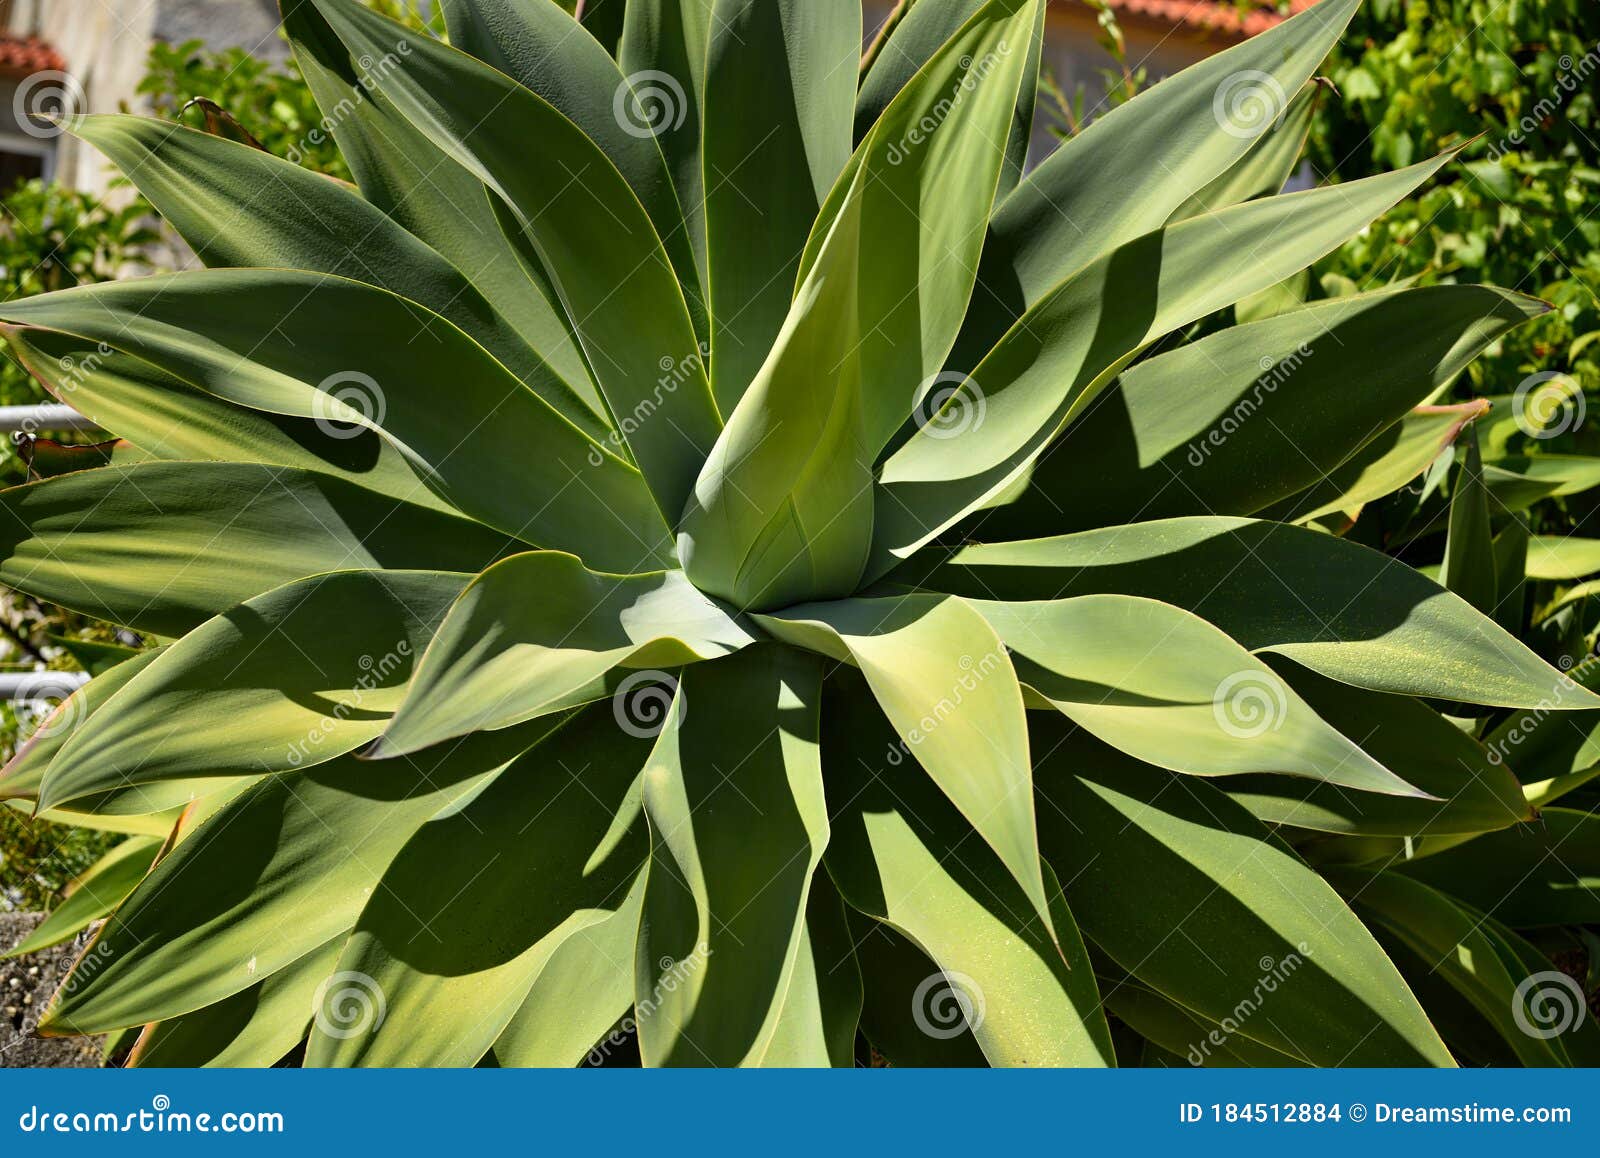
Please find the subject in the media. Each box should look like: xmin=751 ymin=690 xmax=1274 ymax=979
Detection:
xmin=0 ymin=913 xmax=105 ymax=1068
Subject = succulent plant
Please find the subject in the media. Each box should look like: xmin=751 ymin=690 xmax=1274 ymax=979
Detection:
xmin=0 ymin=0 xmax=1594 ymax=1067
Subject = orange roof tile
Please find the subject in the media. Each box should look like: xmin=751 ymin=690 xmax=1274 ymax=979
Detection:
xmin=0 ymin=33 xmax=66 ymax=78
xmin=1076 ymin=0 xmax=1320 ymax=40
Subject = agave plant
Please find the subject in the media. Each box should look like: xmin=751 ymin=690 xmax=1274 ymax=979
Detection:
xmin=0 ymin=0 xmax=1596 ymax=1067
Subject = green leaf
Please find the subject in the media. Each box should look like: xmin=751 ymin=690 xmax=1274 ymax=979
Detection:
xmin=1102 ymin=973 xmax=1308 ymax=1067
xmin=758 ymin=874 xmax=863 ymax=1068
xmin=308 ymin=0 xmax=720 ymax=527
xmin=40 ymin=719 xmax=566 ymax=1035
xmin=960 ymin=0 xmax=1361 ymax=358
xmin=68 ymin=114 xmax=609 ymax=442
xmin=973 ymin=595 xmax=1424 ymax=796
xmin=37 ymin=571 xmax=469 ymax=812
xmin=1527 ymin=536 xmax=1600 ymax=581
xmin=619 ymin=0 xmax=714 ymax=294
xmin=702 ymin=0 xmax=858 ymax=414
xmin=921 ymin=517 xmax=1599 ymax=709
xmin=849 ymin=916 xmax=988 ymax=1067
xmin=492 ymin=876 xmax=645 ymax=1067
xmin=2 ymin=837 xmax=162 ymax=958
xmin=876 ymin=151 xmax=1463 ymax=562
xmin=758 ymin=595 xmax=1053 ymax=929
xmin=374 ymin=553 xmax=755 ymax=759
xmin=1327 ymin=869 xmax=1571 ymax=1066
xmin=1264 ymin=402 xmax=1480 ymax=525
xmin=0 ymin=650 xmax=164 ymax=805
xmin=634 ymin=646 xmax=828 ymax=1067
xmin=0 ymin=462 xmax=510 ymax=637
xmin=1397 ymin=808 xmax=1600 ymax=928
xmin=436 ymin=0 xmax=709 ymax=339
xmin=3 ymin=328 xmax=457 ymax=514
xmin=1221 ymin=660 xmax=1532 ymax=836
xmin=1440 ymin=424 xmax=1497 ymax=615
xmin=680 ymin=0 xmax=1042 ymax=610
xmin=821 ymin=672 xmax=1114 ymax=1067
xmin=129 ymin=939 xmax=343 ymax=1068
xmin=308 ymin=706 xmax=652 ymax=1067
xmin=1169 ymin=82 xmax=1320 ymax=221
xmin=1034 ymin=724 xmax=1455 ymax=1067
xmin=988 ymin=286 xmax=1544 ymax=534
xmin=854 ymin=0 xmax=1044 ymax=199
xmin=0 ymin=270 xmax=673 ymax=571
xmin=280 ymin=0 xmax=596 ymax=398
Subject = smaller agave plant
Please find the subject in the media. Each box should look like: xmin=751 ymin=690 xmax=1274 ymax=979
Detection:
xmin=0 ymin=0 xmax=1596 ymax=1067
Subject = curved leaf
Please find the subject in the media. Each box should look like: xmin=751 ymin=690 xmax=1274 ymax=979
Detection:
xmin=0 ymin=270 xmax=672 ymax=570
xmin=69 ymin=114 xmax=609 ymax=441
xmin=922 ymin=517 xmax=1600 ymax=709
xmin=308 ymin=0 xmax=720 ymax=526
xmin=309 ymin=706 xmax=652 ymax=1067
xmin=0 ymin=462 xmax=511 ymax=637
xmin=374 ymin=552 xmax=755 ymax=758
xmin=758 ymin=594 xmax=1053 ymax=929
xmin=2 ymin=837 xmax=162 ymax=958
xmin=635 ymin=646 xmax=828 ymax=1067
xmin=702 ymin=0 xmax=858 ymax=413
xmin=39 ymin=571 xmax=469 ymax=812
xmin=1034 ymin=722 xmax=1454 ymax=1067
xmin=821 ymin=672 xmax=1113 ymax=1067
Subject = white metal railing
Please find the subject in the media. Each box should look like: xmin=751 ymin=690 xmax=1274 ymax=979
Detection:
xmin=2 ymin=404 xmax=109 ymax=700
xmin=0 ymin=404 xmax=105 ymax=435
xmin=0 ymin=671 xmax=90 ymax=699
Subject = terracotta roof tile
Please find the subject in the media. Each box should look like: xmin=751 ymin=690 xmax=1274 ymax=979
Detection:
xmin=0 ymin=33 xmax=66 ymax=78
xmin=1073 ymin=0 xmax=1320 ymax=40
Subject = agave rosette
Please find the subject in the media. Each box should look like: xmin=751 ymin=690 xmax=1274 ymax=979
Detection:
xmin=0 ymin=0 xmax=1594 ymax=1068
